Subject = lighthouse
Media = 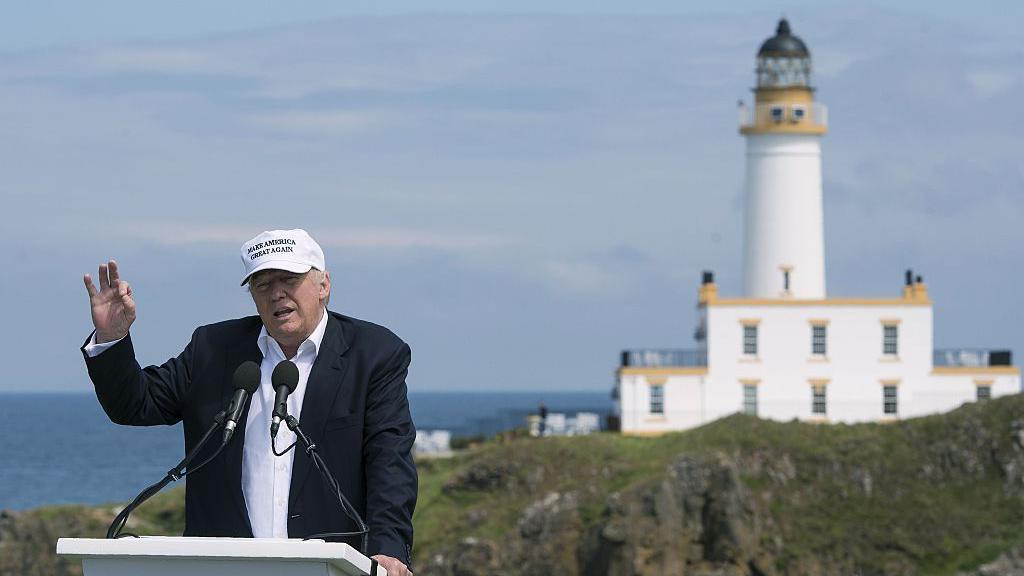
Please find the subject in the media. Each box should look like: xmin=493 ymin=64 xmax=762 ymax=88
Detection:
xmin=614 ymin=17 xmax=1019 ymax=436
xmin=740 ymin=19 xmax=827 ymax=299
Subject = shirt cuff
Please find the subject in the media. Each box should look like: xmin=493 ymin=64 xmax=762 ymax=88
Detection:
xmin=83 ymin=332 xmax=126 ymax=357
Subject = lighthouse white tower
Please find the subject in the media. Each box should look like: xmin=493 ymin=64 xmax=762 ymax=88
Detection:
xmin=740 ymin=19 xmax=827 ymax=299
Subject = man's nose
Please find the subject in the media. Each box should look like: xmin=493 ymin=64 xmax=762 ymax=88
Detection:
xmin=271 ymin=282 xmax=287 ymax=299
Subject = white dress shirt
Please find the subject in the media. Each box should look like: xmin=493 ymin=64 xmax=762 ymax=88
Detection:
xmin=242 ymin=309 xmax=328 ymax=538
xmin=84 ymin=309 xmax=330 ymax=539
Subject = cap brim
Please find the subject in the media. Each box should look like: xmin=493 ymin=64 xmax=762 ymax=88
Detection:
xmin=240 ymin=261 xmax=314 ymax=286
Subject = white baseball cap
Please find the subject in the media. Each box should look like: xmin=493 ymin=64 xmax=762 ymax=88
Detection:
xmin=240 ymin=229 xmax=325 ymax=286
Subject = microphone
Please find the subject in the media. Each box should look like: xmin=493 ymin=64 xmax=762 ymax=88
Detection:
xmin=270 ymin=360 xmax=299 ymax=439
xmin=222 ymin=361 xmax=261 ymax=445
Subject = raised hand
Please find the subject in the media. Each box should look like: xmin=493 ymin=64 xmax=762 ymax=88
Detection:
xmin=83 ymin=260 xmax=137 ymax=344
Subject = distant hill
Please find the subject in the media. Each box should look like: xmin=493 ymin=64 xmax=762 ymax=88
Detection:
xmin=6 ymin=396 xmax=1024 ymax=575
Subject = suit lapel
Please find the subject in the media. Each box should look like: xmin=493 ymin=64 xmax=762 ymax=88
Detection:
xmin=221 ymin=318 xmax=263 ymax=537
xmin=288 ymin=313 xmax=351 ymax=510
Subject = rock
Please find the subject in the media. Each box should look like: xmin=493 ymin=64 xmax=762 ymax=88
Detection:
xmin=442 ymin=462 xmax=515 ymax=494
xmin=449 ymin=537 xmax=500 ymax=576
xmin=702 ymin=463 xmax=755 ymax=564
xmin=957 ymin=545 xmax=1024 ymax=576
xmin=517 ymin=491 xmax=578 ymax=539
xmin=465 ymin=508 xmax=488 ymax=527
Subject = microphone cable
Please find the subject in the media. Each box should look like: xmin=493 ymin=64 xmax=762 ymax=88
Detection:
xmin=271 ymin=432 xmax=297 ymax=457
xmin=286 ymin=415 xmax=369 ymax=555
xmin=106 ymin=410 xmax=228 ymax=539
xmin=107 ymin=361 xmax=261 ymax=538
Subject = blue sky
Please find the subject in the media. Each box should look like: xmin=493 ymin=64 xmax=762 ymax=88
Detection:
xmin=4 ymin=1 xmax=1022 ymax=51
xmin=2 ymin=2 xmax=1022 ymax=391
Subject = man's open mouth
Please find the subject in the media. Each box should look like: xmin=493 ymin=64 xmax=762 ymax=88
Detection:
xmin=273 ymin=308 xmax=294 ymax=319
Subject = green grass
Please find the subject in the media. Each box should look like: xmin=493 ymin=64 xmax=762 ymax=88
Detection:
xmin=131 ymin=485 xmax=186 ymax=535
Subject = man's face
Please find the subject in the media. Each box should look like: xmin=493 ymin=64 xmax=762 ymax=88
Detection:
xmin=249 ymin=269 xmax=330 ymax=349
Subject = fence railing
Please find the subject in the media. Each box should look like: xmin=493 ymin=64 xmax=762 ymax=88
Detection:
xmin=621 ymin=349 xmax=707 ymax=368
xmin=933 ymin=349 xmax=1013 ymax=367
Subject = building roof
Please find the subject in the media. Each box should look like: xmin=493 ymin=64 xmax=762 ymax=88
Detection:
xmin=757 ymin=19 xmax=810 ymax=58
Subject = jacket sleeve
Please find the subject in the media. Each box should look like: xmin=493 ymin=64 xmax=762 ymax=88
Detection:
xmin=362 ymin=340 xmax=418 ymax=565
xmin=81 ymin=329 xmax=194 ymax=426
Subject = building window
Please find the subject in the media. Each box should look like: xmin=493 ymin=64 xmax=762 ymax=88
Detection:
xmin=743 ymin=325 xmax=758 ymax=355
xmin=883 ymin=385 xmax=897 ymax=415
xmin=791 ymin=105 xmax=806 ymax=122
xmin=770 ymin=106 xmax=784 ymax=123
xmin=743 ymin=384 xmax=758 ymax=416
xmin=977 ymin=386 xmax=992 ymax=402
xmin=812 ymin=386 xmax=827 ymax=415
xmin=811 ymin=325 xmax=827 ymax=356
xmin=650 ymin=384 xmax=665 ymax=414
xmin=883 ymin=325 xmax=898 ymax=356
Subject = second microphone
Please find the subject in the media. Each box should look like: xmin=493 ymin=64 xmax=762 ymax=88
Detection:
xmin=270 ymin=360 xmax=299 ymax=439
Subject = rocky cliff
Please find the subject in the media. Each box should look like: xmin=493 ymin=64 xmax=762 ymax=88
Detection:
xmin=417 ymin=396 xmax=1024 ymax=575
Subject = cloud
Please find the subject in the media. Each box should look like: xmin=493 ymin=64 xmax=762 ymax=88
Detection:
xmin=533 ymin=258 xmax=634 ymax=298
xmin=243 ymin=109 xmax=382 ymax=136
xmin=317 ymin=228 xmax=506 ymax=250
xmin=967 ymin=70 xmax=1017 ymax=98
xmin=106 ymin=222 xmax=507 ymax=251
xmin=88 ymin=47 xmax=218 ymax=75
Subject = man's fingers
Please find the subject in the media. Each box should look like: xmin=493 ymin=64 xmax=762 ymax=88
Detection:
xmin=98 ymin=263 xmax=109 ymax=291
xmin=119 ymin=281 xmax=137 ymax=317
xmin=83 ymin=274 xmax=98 ymax=298
xmin=118 ymin=280 xmax=133 ymax=300
xmin=371 ymin=555 xmax=411 ymax=576
xmin=108 ymin=260 xmax=120 ymax=286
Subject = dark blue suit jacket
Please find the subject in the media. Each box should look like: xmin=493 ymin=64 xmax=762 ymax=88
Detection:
xmin=82 ymin=311 xmax=417 ymax=565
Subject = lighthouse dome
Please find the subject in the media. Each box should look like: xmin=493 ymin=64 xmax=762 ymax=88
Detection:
xmin=757 ymin=19 xmax=809 ymax=58
xmin=754 ymin=19 xmax=813 ymax=89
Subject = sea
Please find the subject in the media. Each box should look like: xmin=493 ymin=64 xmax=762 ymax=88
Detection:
xmin=0 ymin=391 xmax=610 ymax=511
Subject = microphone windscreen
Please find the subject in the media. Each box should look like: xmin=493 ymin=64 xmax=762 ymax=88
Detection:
xmin=232 ymin=361 xmax=262 ymax=394
xmin=272 ymin=360 xmax=299 ymax=392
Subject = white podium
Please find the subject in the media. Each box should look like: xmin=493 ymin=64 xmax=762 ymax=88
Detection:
xmin=56 ymin=536 xmax=387 ymax=576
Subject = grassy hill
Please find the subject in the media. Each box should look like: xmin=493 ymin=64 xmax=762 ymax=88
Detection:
xmin=5 ymin=396 xmax=1024 ymax=575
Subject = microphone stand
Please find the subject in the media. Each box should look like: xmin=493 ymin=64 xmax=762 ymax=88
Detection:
xmin=284 ymin=415 xmax=369 ymax=555
xmin=106 ymin=410 xmax=229 ymax=539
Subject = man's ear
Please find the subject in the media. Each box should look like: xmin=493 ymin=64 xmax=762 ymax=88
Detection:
xmin=321 ymin=270 xmax=332 ymax=304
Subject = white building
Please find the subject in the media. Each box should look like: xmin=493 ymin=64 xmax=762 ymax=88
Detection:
xmin=528 ymin=412 xmax=602 ymax=437
xmin=614 ymin=19 xmax=1019 ymax=435
xmin=414 ymin=430 xmax=453 ymax=456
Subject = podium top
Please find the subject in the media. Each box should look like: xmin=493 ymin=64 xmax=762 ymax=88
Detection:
xmin=56 ymin=537 xmax=385 ymax=575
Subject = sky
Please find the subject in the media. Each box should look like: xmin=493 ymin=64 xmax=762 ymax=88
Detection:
xmin=2 ymin=1 xmax=1022 ymax=392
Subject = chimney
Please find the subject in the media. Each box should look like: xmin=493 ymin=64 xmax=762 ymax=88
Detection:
xmin=698 ymin=270 xmax=718 ymax=305
xmin=902 ymin=269 xmax=915 ymax=299
xmin=911 ymin=274 xmax=929 ymax=302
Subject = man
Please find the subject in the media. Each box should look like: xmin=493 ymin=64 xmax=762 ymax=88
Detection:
xmin=82 ymin=229 xmax=416 ymax=576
